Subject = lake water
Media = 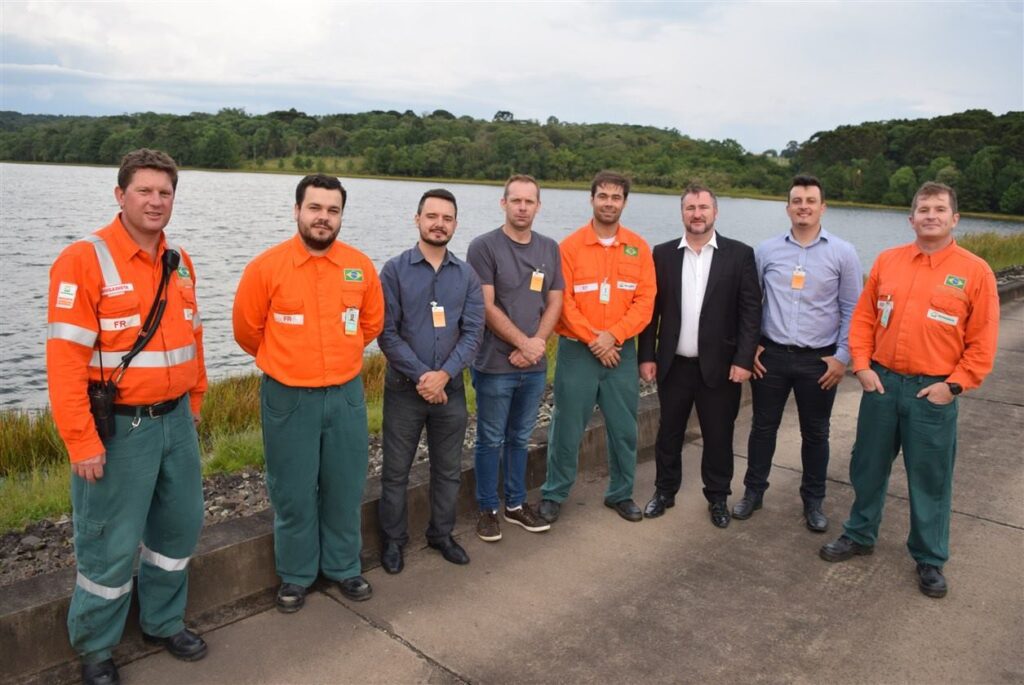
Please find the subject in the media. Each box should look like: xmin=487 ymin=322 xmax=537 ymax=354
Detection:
xmin=2 ymin=162 xmax=1021 ymax=409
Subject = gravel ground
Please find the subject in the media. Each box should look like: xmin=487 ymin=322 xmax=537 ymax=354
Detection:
xmin=2 ymin=381 xmax=667 ymax=587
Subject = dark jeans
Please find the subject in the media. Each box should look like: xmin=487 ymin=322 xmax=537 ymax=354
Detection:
xmin=379 ymin=369 xmax=468 ymax=546
xmin=654 ymin=356 xmax=741 ymax=503
xmin=744 ymin=343 xmax=837 ymax=504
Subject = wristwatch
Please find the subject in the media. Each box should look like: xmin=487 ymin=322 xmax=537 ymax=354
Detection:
xmin=946 ymin=382 xmax=963 ymax=396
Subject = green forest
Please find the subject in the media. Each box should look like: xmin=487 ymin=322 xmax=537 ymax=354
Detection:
xmin=1 ymin=107 xmax=1021 ymax=215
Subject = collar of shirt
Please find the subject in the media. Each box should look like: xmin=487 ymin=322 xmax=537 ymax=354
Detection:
xmin=288 ymin=233 xmax=349 ymax=268
xmin=583 ymin=220 xmax=621 ymax=246
xmin=110 ymin=213 xmax=168 ymax=265
xmin=784 ymin=226 xmax=832 ymax=248
xmin=677 ymin=230 xmax=719 ymax=254
xmin=409 ymin=243 xmax=454 ymax=267
xmin=911 ymin=238 xmax=958 ymax=268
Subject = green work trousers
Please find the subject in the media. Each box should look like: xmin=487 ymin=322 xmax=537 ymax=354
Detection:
xmin=541 ymin=336 xmax=639 ymax=504
xmin=843 ymin=364 xmax=958 ymax=567
xmin=68 ymin=398 xmax=203 ymax=664
xmin=261 ymin=374 xmax=368 ymax=586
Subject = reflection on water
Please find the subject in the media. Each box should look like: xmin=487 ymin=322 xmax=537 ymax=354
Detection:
xmin=2 ymin=163 xmax=1021 ymax=408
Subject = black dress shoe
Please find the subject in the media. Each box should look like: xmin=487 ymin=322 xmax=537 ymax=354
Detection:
xmin=537 ymin=499 xmax=561 ymax=523
xmin=804 ymin=506 xmax=829 ymax=533
xmin=338 ymin=575 xmax=373 ymax=601
xmin=381 ymin=541 xmax=404 ymax=574
xmin=428 ymin=537 xmax=470 ymax=565
xmin=917 ymin=563 xmax=948 ymax=598
xmin=82 ymin=659 xmax=120 ymax=685
xmin=605 ymin=498 xmax=643 ymax=522
xmin=643 ymin=492 xmax=675 ymax=519
xmin=142 ymin=628 xmax=208 ymax=662
xmin=708 ymin=501 xmax=731 ymax=528
xmin=731 ymin=493 xmax=763 ymax=520
xmin=275 ymin=582 xmax=307 ymax=613
xmin=819 ymin=535 xmax=874 ymax=562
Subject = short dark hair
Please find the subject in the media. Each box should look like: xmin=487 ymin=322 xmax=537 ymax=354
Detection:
xmin=503 ymin=174 xmax=540 ymax=199
xmin=912 ymin=181 xmax=958 ymax=214
xmin=118 ymin=148 xmax=178 ymax=191
xmin=295 ymin=174 xmax=347 ymax=208
xmin=789 ymin=174 xmax=824 ymax=203
xmin=590 ymin=171 xmax=630 ymax=199
xmin=681 ymin=182 xmax=717 ymax=209
xmin=417 ymin=188 xmax=458 ymax=217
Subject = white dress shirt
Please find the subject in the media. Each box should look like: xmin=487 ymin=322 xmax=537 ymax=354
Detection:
xmin=675 ymin=232 xmax=718 ymax=357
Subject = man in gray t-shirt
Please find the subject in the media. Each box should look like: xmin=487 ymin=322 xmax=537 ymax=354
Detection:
xmin=466 ymin=174 xmax=564 ymax=543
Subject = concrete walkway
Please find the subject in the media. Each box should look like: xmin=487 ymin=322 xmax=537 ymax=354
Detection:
xmin=123 ymin=300 xmax=1024 ymax=684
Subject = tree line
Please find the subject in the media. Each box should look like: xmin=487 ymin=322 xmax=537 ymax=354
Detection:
xmin=1 ymin=107 xmax=1021 ymax=215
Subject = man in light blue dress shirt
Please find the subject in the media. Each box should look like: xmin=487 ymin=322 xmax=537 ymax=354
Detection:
xmin=733 ymin=175 xmax=862 ymax=531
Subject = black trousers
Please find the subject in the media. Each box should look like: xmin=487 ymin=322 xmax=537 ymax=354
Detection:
xmin=744 ymin=343 xmax=837 ymax=504
xmin=379 ymin=373 xmax=468 ymax=546
xmin=654 ymin=356 xmax=741 ymax=503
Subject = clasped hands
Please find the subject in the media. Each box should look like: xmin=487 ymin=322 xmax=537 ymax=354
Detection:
xmin=417 ymin=370 xmax=450 ymax=404
xmin=508 ymin=336 xmax=547 ymax=368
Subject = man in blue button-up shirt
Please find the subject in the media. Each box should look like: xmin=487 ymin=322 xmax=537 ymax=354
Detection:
xmin=733 ymin=175 xmax=862 ymax=532
xmin=377 ymin=188 xmax=484 ymax=573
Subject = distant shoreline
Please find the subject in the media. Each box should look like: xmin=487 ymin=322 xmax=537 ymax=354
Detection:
xmin=3 ymin=160 xmax=1021 ymax=223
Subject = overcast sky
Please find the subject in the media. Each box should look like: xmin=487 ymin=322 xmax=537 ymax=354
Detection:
xmin=2 ymin=1 xmax=1021 ymax=153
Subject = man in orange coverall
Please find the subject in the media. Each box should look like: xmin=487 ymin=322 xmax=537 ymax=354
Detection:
xmin=536 ymin=170 xmax=657 ymax=524
xmin=233 ymin=174 xmax=384 ymax=613
xmin=819 ymin=182 xmax=1000 ymax=599
xmin=47 ymin=149 xmax=208 ymax=685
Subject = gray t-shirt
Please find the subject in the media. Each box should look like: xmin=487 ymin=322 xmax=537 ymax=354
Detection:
xmin=467 ymin=227 xmax=565 ymax=374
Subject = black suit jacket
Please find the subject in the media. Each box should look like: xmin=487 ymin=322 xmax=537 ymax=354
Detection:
xmin=638 ymin=233 xmax=762 ymax=388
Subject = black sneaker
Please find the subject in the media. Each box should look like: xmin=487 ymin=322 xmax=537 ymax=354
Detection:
xmin=82 ymin=659 xmax=120 ymax=685
xmin=536 ymin=499 xmax=561 ymax=523
xmin=338 ymin=575 xmax=372 ymax=601
xmin=276 ymin=583 xmax=307 ymax=613
xmin=916 ymin=563 xmax=948 ymax=598
xmin=819 ymin=535 xmax=874 ymax=562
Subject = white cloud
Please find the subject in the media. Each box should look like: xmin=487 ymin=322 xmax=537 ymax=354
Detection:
xmin=2 ymin=0 xmax=1020 ymax=150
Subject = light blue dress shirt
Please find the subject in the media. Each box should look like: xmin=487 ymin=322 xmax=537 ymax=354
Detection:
xmin=756 ymin=228 xmax=863 ymax=364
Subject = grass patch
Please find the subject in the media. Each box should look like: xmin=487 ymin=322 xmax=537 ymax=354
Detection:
xmin=203 ymin=429 xmax=264 ymax=476
xmin=0 ymin=408 xmax=67 ymax=477
xmin=0 ymin=465 xmax=70 ymax=531
xmin=957 ymin=232 xmax=1024 ymax=272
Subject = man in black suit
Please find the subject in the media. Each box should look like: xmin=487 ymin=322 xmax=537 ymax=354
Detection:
xmin=638 ymin=183 xmax=761 ymax=527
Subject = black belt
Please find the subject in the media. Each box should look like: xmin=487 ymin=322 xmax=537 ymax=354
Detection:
xmin=674 ymin=355 xmax=700 ymax=364
xmin=761 ymin=337 xmax=836 ymax=355
xmin=113 ymin=396 xmax=180 ymax=418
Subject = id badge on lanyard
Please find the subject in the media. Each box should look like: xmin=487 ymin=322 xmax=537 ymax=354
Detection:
xmin=431 ymin=301 xmax=446 ymax=328
xmin=791 ymin=265 xmax=806 ymax=290
xmin=343 ymin=308 xmax=359 ymax=335
xmin=877 ymin=294 xmax=893 ymax=328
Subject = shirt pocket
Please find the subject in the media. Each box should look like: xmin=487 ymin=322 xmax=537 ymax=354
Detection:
xmin=616 ymin=261 xmax=642 ymax=292
xmin=340 ymin=284 xmax=365 ymax=310
xmin=572 ymin=270 xmax=601 ymax=296
xmin=269 ymin=297 xmax=306 ymax=328
xmin=178 ymin=284 xmax=198 ymax=327
xmin=97 ymin=291 xmax=142 ymax=351
xmin=926 ymin=293 xmax=968 ymax=328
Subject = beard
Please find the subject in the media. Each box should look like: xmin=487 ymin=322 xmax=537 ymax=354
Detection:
xmin=299 ymin=221 xmax=340 ymax=251
xmin=420 ymin=228 xmax=452 ymax=247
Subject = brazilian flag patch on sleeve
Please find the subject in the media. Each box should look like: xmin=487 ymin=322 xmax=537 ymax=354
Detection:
xmin=624 ymin=245 xmax=639 ymax=257
xmin=176 ymin=265 xmax=191 ymax=279
xmin=344 ymin=268 xmax=364 ymax=282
